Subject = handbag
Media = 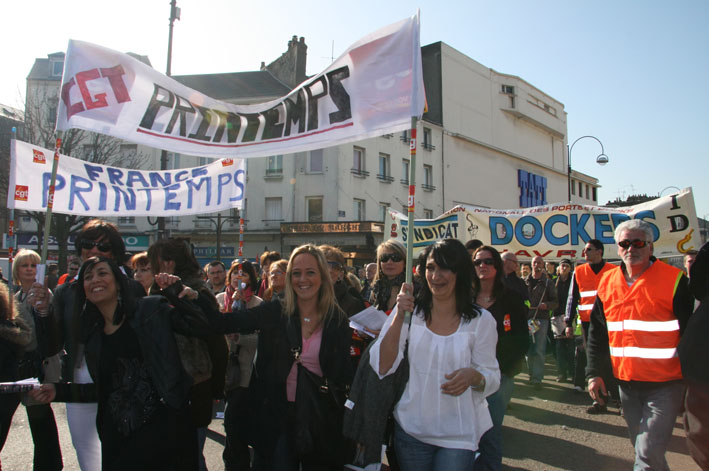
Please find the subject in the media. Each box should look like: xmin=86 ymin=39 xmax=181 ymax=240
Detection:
xmin=286 ymin=318 xmax=347 ymax=460
xmin=342 ymin=313 xmax=413 ymax=468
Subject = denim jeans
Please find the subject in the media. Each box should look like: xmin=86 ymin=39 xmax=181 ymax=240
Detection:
xmin=526 ymin=319 xmax=549 ymax=384
xmin=394 ymin=421 xmax=474 ymax=471
xmin=474 ymin=374 xmax=515 ymax=471
xmin=619 ymin=382 xmax=684 ymax=471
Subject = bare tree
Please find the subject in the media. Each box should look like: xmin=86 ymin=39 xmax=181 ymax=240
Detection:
xmin=22 ymin=85 xmax=145 ymax=272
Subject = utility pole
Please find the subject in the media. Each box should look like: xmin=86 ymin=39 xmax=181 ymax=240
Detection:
xmin=157 ymin=0 xmax=180 ymax=239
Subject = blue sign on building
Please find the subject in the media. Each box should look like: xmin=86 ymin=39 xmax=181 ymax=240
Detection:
xmin=518 ymin=170 xmax=548 ymax=208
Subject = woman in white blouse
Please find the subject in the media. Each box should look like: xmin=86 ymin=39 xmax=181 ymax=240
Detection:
xmin=371 ymin=238 xmax=500 ymax=470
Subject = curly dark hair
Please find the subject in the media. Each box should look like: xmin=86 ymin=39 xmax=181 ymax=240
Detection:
xmin=74 ymin=219 xmax=126 ymax=262
xmin=415 ymin=239 xmax=480 ymax=323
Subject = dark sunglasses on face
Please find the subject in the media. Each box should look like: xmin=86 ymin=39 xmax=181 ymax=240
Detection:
xmin=81 ymin=240 xmax=112 ymax=252
xmin=473 ymin=258 xmax=495 ymax=267
xmin=618 ymin=239 xmax=649 ymax=249
xmin=379 ymin=253 xmax=403 ymax=263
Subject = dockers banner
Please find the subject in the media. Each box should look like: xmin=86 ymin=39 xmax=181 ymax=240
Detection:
xmin=55 ymin=13 xmax=425 ymax=159
xmin=387 ymin=188 xmax=700 ymax=259
xmin=7 ymin=139 xmax=244 ymax=217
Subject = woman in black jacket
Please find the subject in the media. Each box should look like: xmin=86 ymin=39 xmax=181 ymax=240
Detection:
xmin=207 ymin=244 xmax=354 ymax=471
xmin=31 ymin=257 xmax=214 ymax=470
xmin=471 ymin=246 xmax=529 ymax=471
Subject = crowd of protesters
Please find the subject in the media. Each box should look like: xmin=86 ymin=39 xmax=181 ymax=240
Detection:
xmin=0 ymin=217 xmax=706 ymax=471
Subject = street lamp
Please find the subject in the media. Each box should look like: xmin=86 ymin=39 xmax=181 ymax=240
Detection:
xmin=567 ymin=135 xmax=609 ymax=201
xmin=659 ymin=186 xmax=680 ymax=197
xmin=196 ymin=212 xmax=238 ymax=261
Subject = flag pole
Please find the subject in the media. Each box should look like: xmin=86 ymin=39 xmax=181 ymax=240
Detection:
xmin=404 ymin=116 xmax=417 ymax=321
xmin=39 ymin=132 xmax=62 ymax=269
xmin=238 ymin=213 xmax=244 ymax=258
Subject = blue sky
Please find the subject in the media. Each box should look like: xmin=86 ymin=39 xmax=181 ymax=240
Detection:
xmin=4 ymin=0 xmax=708 ymax=219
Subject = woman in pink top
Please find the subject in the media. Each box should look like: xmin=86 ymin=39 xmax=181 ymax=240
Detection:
xmin=206 ymin=244 xmax=354 ymax=471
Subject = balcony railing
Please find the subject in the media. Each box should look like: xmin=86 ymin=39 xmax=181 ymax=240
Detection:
xmin=265 ymin=168 xmax=283 ymax=178
xmin=351 ymin=168 xmax=370 ymax=177
xmin=377 ymin=174 xmax=394 ymax=183
xmin=422 ymin=183 xmax=437 ymax=191
xmin=422 ymin=142 xmax=436 ymax=151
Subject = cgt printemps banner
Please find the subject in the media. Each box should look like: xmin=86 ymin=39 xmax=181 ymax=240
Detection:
xmin=7 ymin=139 xmax=244 ymax=217
xmin=55 ymin=13 xmax=425 ymax=159
xmin=387 ymin=188 xmax=701 ymax=259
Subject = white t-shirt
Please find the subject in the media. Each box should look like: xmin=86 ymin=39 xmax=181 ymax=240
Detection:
xmin=369 ymin=305 xmax=500 ymax=451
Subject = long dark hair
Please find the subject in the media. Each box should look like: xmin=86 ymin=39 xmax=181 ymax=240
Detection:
xmin=74 ymin=219 xmax=126 ymax=262
xmin=472 ymin=245 xmax=506 ymax=301
xmin=415 ymin=239 xmax=480 ymax=323
xmin=75 ymin=257 xmax=136 ymax=334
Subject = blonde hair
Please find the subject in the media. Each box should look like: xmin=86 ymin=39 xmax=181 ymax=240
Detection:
xmin=283 ymin=244 xmax=338 ymax=320
xmin=373 ymin=239 xmax=406 ymax=283
xmin=12 ymin=249 xmax=41 ymax=283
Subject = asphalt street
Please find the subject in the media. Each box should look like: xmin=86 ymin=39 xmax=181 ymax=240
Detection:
xmin=1 ymin=358 xmax=700 ymax=470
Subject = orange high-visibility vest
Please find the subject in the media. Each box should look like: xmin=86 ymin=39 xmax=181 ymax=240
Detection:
xmin=597 ymin=260 xmax=684 ymax=382
xmin=575 ymin=262 xmax=615 ymax=322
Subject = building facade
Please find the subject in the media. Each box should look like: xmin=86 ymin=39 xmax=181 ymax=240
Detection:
xmin=13 ymin=37 xmax=600 ymax=267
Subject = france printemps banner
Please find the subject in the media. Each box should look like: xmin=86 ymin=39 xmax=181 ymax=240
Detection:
xmin=387 ymin=188 xmax=701 ymax=259
xmin=7 ymin=139 xmax=244 ymax=217
xmin=55 ymin=14 xmax=425 ymax=159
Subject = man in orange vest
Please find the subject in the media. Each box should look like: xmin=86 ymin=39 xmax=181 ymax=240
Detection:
xmin=587 ymin=220 xmax=693 ymax=471
xmin=565 ymin=238 xmax=617 ymax=412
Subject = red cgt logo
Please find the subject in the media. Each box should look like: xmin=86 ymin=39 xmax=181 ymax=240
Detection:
xmin=15 ymin=185 xmax=29 ymax=201
xmin=222 ymin=159 xmax=234 ymax=166
xmin=32 ymin=149 xmax=46 ymax=164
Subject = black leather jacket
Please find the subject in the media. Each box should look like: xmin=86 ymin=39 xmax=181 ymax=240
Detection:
xmin=52 ymin=285 xmax=213 ymax=409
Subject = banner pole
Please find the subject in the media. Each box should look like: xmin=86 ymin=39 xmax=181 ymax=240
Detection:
xmin=404 ymin=116 xmax=417 ymax=321
xmin=40 ymin=132 xmax=62 ymax=268
xmin=8 ymin=128 xmax=17 ymax=301
xmin=238 ymin=212 xmax=244 ymax=258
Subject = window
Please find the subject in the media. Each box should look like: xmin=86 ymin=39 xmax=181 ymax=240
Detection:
xmin=309 ymin=149 xmax=323 ymax=173
xmin=422 ymin=165 xmax=435 ymax=191
xmin=117 ymin=217 xmax=135 ymax=225
xmin=424 ymin=209 xmax=433 ymax=219
xmin=377 ymin=153 xmax=393 ymax=182
xmin=578 ymin=181 xmax=583 ymax=197
xmin=352 ymin=147 xmax=367 ymax=176
xmin=400 ymin=130 xmax=410 ymax=143
xmin=82 ymin=144 xmax=97 ymax=160
xmin=51 ymin=60 xmax=64 ymax=77
xmin=265 ymin=197 xmax=283 ymax=221
xmin=592 ymin=187 xmax=597 ymax=202
xmin=379 ymin=203 xmax=389 ymax=222
xmin=422 ymin=128 xmax=435 ymax=150
xmin=501 ymin=85 xmax=515 ymax=95
xmin=198 ymin=157 xmax=210 ymax=166
xmin=353 ymin=199 xmax=366 ymax=221
xmin=48 ymin=106 xmax=57 ymax=125
xmin=229 ymin=207 xmax=240 ymax=226
xmin=167 ymin=152 xmax=181 ymax=169
xmin=586 ymin=184 xmax=590 ymax=199
xmin=401 ymin=158 xmax=410 ymax=185
xmin=266 ymin=155 xmax=283 ymax=176
xmin=307 ymin=197 xmax=323 ymax=222
xmin=571 ymin=179 xmax=576 ymax=196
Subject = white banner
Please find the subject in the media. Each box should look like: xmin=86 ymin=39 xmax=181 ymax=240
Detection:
xmin=387 ymin=188 xmax=701 ymax=259
xmin=56 ymin=14 xmax=425 ymax=159
xmin=7 ymin=139 xmax=244 ymax=217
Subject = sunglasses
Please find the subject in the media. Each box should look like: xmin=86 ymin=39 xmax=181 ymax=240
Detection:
xmin=80 ymin=240 xmax=112 ymax=252
xmin=379 ymin=253 xmax=403 ymax=263
xmin=618 ymin=239 xmax=649 ymax=249
xmin=473 ymin=258 xmax=495 ymax=267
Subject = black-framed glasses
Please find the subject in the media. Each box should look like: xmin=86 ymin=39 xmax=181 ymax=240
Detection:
xmin=80 ymin=240 xmax=112 ymax=252
xmin=473 ymin=258 xmax=495 ymax=267
xmin=327 ymin=261 xmax=343 ymax=270
xmin=618 ymin=239 xmax=649 ymax=249
xmin=379 ymin=253 xmax=403 ymax=263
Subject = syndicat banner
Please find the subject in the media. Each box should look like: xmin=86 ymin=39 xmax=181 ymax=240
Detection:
xmin=387 ymin=188 xmax=701 ymax=259
xmin=55 ymin=13 xmax=425 ymax=159
xmin=7 ymin=139 xmax=244 ymax=217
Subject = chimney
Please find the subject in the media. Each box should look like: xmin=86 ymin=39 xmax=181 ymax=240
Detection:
xmin=264 ymin=36 xmax=308 ymax=88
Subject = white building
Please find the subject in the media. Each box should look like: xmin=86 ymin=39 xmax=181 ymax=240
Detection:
xmin=16 ymin=38 xmax=599 ymax=266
